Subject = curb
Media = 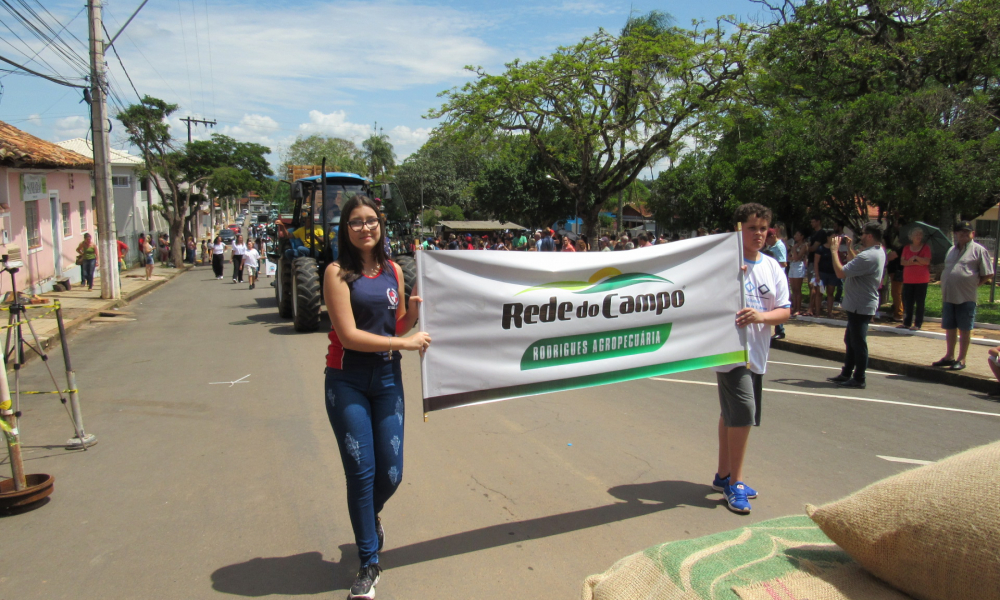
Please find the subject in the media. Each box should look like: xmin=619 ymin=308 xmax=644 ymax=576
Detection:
xmin=771 ymin=338 xmax=995 ymax=394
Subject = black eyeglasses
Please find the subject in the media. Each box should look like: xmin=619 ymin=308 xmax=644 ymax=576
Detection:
xmin=348 ymin=218 xmax=380 ymax=232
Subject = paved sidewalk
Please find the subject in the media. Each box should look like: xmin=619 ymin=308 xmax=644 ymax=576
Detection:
xmin=3 ymin=264 xmax=191 ymax=356
xmin=773 ymin=316 xmax=996 ymax=394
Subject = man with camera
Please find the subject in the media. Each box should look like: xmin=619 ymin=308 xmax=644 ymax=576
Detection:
xmin=825 ymin=222 xmax=886 ymax=390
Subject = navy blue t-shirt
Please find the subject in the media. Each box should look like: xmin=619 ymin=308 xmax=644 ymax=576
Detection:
xmin=327 ymin=262 xmax=402 ymax=369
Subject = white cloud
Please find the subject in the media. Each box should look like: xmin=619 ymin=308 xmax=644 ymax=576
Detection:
xmin=298 ymin=110 xmax=373 ymax=141
xmin=106 ymin=1 xmax=496 ymax=117
xmin=53 ymin=116 xmax=89 ymax=140
xmin=388 ymin=125 xmax=432 ymax=159
xmin=525 ymin=1 xmax=617 ymax=16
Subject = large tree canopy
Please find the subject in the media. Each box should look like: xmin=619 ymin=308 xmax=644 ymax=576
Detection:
xmin=430 ymin=13 xmax=755 ymax=237
xmin=653 ymin=0 xmax=1000 ymax=233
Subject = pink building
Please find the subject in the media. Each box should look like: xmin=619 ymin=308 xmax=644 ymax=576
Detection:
xmin=0 ymin=120 xmax=96 ymax=294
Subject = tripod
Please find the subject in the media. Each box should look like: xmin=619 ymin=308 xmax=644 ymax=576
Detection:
xmin=2 ymin=265 xmax=88 ymax=447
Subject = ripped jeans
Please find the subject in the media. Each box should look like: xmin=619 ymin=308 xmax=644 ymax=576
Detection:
xmin=324 ymin=361 xmax=404 ymax=567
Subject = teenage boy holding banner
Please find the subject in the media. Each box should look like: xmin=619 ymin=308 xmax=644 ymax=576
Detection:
xmin=712 ymin=203 xmax=791 ymax=514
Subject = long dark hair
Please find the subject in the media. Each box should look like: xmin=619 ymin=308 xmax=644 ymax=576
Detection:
xmin=337 ymin=194 xmax=389 ymax=281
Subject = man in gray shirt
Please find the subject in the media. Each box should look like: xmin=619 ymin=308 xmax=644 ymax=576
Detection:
xmin=826 ymin=222 xmax=886 ymax=389
xmin=933 ymin=221 xmax=993 ymax=371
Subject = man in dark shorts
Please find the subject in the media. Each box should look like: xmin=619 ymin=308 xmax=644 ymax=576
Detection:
xmin=712 ymin=203 xmax=791 ymax=514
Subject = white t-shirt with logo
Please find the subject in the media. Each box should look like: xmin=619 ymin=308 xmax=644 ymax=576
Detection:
xmin=715 ymin=253 xmax=791 ymax=375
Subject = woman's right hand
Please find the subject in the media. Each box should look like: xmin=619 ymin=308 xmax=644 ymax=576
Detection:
xmin=403 ymin=331 xmax=432 ymax=355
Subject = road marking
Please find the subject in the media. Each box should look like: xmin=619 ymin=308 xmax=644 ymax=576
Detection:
xmin=769 ymin=360 xmax=889 ymax=376
xmin=649 ymin=377 xmax=1000 ymax=418
xmin=209 ymin=374 xmax=251 ymax=387
xmin=877 ymin=455 xmax=934 ymax=466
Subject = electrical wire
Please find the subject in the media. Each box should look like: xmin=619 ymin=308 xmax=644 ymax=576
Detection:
xmin=103 ymin=11 xmax=181 ymax=101
xmin=0 ymin=3 xmax=85 ymax=81
xmin=188 ymin=0 xmax=205 ymax=117
xmin=1 ymin=0 xmax=88 ymax=76
xmin=203 ymin=0 xmax=215 ymax=119
xmin=102 ymin=22 xmax=141 ymax=102
xmin=176 ymin=0 xmax=194 ymax=112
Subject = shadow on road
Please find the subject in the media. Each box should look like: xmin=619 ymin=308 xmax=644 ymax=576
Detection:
xmin=210 ymin=548 xmax=355 ymax=596
xmin=209 ymin=480 xmax=713 ymax=596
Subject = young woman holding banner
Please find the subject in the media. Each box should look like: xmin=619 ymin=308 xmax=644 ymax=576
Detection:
xmin=323 ymin=194 xmax=430 ymax=600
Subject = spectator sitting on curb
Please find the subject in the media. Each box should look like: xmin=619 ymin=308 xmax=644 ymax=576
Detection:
xmin=933 ymin=221 xmax=993 ymax=371
xmin=826 ymin=222 xmax=886 ymax=390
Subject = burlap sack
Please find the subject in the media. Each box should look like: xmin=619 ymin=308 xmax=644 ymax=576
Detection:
xmin=581 ymin=515 xmax=850 ymax=600
xmin=735 ymin=563 xmax=914 ymax=600
xmin=806 ymin=440 xmax=1000 ymax=600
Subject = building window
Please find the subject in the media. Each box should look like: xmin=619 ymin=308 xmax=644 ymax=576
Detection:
xmin=62 ymin=202 xmax=72 ymax=237
xmin=112 ymin=175 xmax=131 ymax=187
xmin=25 ymin=200 xmax=40 ymax=249
xmin=79 ymin=200 xmax=87 ymax=232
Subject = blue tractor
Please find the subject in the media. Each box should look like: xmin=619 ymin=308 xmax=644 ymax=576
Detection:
xmin=273 ymin=168 xmax=415 ymax=332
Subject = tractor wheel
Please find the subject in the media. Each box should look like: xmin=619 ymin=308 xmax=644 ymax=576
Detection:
xmin=395 ymin=255 xmax=417 ymax=305
xmin=276 ymin=256 xmax=293 ymax=318
xmin=292 ymin=256 xmax=321 ymax=332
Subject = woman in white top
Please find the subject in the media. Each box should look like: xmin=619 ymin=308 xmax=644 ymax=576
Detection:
xmin=212 ymin=236 xmax=226 ymax=279
xmin=231 ymin=234 xmax=247 ymax=283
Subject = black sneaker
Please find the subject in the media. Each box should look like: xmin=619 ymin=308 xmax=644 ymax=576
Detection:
xmin=349 ymin=563 xmax=381 ymax=600
xmin=837 ymin=379 xmax=866 ymax=389
xmin=376 ymin=516 xmax=384 ymax=552
xmin=827 ymin=375 xmax=850 ymax=383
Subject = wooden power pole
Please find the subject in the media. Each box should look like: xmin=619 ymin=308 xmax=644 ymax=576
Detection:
xmin=88 ymin=0 xmax=121 ymax=300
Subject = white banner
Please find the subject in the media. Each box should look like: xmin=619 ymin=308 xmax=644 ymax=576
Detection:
xmin=20 ymin=174 xmax=47 ymax=202
xmin=418 ymin=232 xmax=748 ymax=413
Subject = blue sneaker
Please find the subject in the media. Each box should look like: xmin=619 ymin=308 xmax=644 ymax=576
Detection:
xmin=724 ymin=481 xmax=752 ymax=514
xmin=712 ymin=473 xmax=757 ymax=499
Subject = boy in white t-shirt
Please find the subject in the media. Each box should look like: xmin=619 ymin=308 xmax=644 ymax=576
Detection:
xmin=711 ymin=203 xmax=791 ymax=514
xmin=243 ymin=240 xmax=261 ymax=290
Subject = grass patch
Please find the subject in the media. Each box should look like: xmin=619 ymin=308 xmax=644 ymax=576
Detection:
xmin=795 ymin=281 xmax=1000 ymax=325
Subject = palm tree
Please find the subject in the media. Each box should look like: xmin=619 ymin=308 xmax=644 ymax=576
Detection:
xmin=362 ymin=133 xmax=396 ymax=181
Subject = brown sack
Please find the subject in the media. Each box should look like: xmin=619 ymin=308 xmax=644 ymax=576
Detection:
xmin=806 ymin=441 xmax=1000 ymax=600
xmin=735 ymin=563 xmax=913 ymax=600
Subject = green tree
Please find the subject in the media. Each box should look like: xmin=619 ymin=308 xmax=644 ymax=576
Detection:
xmin=430 ymin=13 xmax=754 ymax=237
xmin=362 ymin=133 xmax=396 ymax=181
xmin=283 ymin=134 xmax=366 ymax=175
xmin=395 ymin=129 xmax=488 ymax=214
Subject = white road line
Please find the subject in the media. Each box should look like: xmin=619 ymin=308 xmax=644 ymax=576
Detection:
xmin=877 ymin=455 xmax=934 ymax=466
xmin=649 ymin=377 xmax=1000 ymax=418
xmin=209 ymin=374 xmax=251 ymax=387
xmin=769 ymin=360 xmax=889 ymax=376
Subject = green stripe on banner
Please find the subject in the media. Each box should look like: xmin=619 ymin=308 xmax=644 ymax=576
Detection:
xmin=424 ymin=350 xmax=747 ymax=412
xmin=521 ymin=323 xmax=672 ymax=370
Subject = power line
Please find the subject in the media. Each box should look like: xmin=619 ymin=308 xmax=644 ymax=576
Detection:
xmin=0 ymin=52 xmax=87 ymax=88
xmin=103 ymin=22 xmax=141 ymax=102
xmin=188 ymin=0 xmax=206 ymax=117
xmin=203 ymin=0 xmax=215 ymax=118
xmin=1 ymin=0 xmax=88 ymax=76
xmin=176 ymin=0 xmax=194 ymax=113
xmin=103 ymin=11 xmax=182 ymax=101
xmin=2 ymin=3 xmax=85 ymax=80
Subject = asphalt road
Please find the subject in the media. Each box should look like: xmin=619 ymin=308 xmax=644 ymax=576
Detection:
xmin=2 ymin=264 xmax=998 ymax=599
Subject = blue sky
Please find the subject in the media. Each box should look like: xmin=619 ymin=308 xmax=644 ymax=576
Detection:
xmin=1 ymin=0 xmax=767 ymax=169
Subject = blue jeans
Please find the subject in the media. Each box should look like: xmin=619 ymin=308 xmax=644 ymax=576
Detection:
xmin=840 ymin=311 xmax=872 ymax=383
xmin=80 ymin=258 xmax=96 ymax=289
xmin=325 ymin=361 xmax=405 ymax=567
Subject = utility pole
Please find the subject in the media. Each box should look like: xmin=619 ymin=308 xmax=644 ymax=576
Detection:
xmin=88 ymin=0 xmax=120 ymax=300
xmin=180 ymin=117 xmax=216 ymax=143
